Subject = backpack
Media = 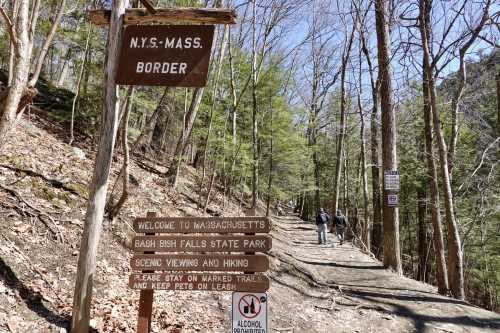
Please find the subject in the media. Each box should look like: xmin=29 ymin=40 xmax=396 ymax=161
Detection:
xmin=316 ymin=212 xmax=328 ymax=225
xmin=335 ymin=215 xmax=346 ymax=229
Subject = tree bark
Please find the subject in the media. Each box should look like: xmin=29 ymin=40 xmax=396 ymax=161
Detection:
xmin=332 ymin=22 xmax=356 ymax=220
xmin=374 ymin=0 xmax=402 ymax=274
xmin=228 ymin=28 xmax=238 ymax=145
xmin=421 ymin=46 xmax=449 ymax=294
xmin=497 ymin=70 xmax=500 ymax=148
xmin=266 ymin=96 xmax=274 ymax=217
xmin=417 ymin=185 xmax=427 ymax=282
xmin=0 ymin=0 xmax=31 ymax=151
xmin=358 ymin=92 xmax=370 ymax=251
xmin=131 ymin=87 xmax=170 ymax=154
xmin=150 ymin=97 xmax=172 ymax=151
xmin=71 ymin=1 xmax=129 ymax=332
xmin=250 ymin=0 xmax=259 ymax=212
xmin=166 ymin=1 xmax=223 ymax=181
xmin=108 ymin=86 xmax=134 ymax=220
xmin=28 ymin=0 xmax=66 ymax=87
xmin=419 ymin=0 xmax=463 ymax=299
xmin=7 ymin=0 xmax=20 ymax=86
xmin=198 ymin=24 xmax=228 ymax=207
xmin=56 ymin=47 xmax=71 ymax=87
xmin=166 ymin=87 xmax=203 ymax=179
xmin=359 ymin=21 xmax=382 ymax=255
xmin=69 ymin=26 xmax=92 ymax=145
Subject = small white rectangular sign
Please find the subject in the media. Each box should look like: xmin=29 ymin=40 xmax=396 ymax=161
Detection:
xmin=388 ymin=194 xmax=398 ymax=207
xmin=384 ymin=170 xmax=400 ymax=191
xmin=232 ymin=292 xmax=268 ymax=333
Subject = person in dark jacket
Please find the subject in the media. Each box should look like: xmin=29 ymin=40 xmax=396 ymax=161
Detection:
xmin=316 ymin=208 xmax=330 ymax=245
xmin=335 ymin=209 xmax=348 ymax=245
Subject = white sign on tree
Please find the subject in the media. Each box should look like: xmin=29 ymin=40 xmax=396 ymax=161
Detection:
xmin=232 ymin=292 xmax=268 ymax=333
xmin=384 ymin=170 xmax=400 ymax=191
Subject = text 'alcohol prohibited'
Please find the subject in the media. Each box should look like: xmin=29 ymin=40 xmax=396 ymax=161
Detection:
xmin=232 ymin=292 xmax=268 ymax=333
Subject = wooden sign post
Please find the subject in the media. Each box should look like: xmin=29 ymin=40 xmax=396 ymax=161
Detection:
xmin=86 ymin=4 xmax=238 ymax=332
xmin=131 ymin=215 xmax=272 ymax=332
xmin=136 ymin=211 xmax=156 ymax=333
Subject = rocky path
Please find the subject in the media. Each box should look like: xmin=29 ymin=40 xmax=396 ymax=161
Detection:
xmin=266 ymin=215 xmax=500 ymax=333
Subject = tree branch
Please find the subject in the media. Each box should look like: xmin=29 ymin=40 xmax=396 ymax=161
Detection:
xmin=0 ymin=6 xmax=19 ymax=56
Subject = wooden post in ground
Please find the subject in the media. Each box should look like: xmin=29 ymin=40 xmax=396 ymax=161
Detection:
xmin=137 ymin=211 xmax=156 ymax=333
xmin=71 ymin=1 xmax=129 ymax=332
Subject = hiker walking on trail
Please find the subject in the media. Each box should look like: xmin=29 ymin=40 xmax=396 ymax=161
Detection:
xmin=316 ymin=208 xmax=330 ymax=245
xmin=335 ymin=210 xmax=348 ymax=245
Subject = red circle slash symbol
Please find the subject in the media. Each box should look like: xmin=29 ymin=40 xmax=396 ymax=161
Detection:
xmin=238 ymin=294 xmax=261 ymax=319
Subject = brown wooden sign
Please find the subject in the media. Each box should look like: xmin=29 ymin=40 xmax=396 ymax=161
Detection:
xmin=129 ymin=273 xmax=269 ymax=292
xmin=116 ymin=25 xmax=214 ymax=87
xmin=133 ymin=216 xmax=271 ymax=234
xmin=130 ymin=254 xmax=269 ymax=272
xmin=132 ymin=235 xmax=272 ymax=252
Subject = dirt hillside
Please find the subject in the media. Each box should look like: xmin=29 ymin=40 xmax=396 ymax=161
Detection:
xmin=0 ymin=118 xmax=499 ymax=333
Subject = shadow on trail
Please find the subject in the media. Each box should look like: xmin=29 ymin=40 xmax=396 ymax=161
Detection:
xmin=345 ymin=289 xmax=500 ymax=333
xmin=0 ymin=256 xmax=71 ymax=330
xmin=336 ymin=283 xmax=442 ymax=296
xmin=345 ymin=288 xmax=473 ymax=307
xmin=291 ymin=256 xmax=384 ymax=270
xmin=270 ymin=274 xmax=330 ymax=300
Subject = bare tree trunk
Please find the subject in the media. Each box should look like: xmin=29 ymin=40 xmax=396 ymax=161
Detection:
xmin=71 ymin=1 xmax=128 ymax=331
xmin=421 ymin=48 xmax=449 ymax=294
xmin=343 ymin=147 xmax=348 ymax=216
xmin=56 ymin=47 xmax=71 ymax=87
xmin=228 ymin=28 xmax=238 ymax=145
xmin=198 ymin=25 xmax=229 ymax=207
xmin=419 ymin=0 xmax=463 ymax=299
xmin=150 ymin=102 xmax=172 ymax=151
xmin=108 ymin=86 xmax=134 ymax=221
xmin=167 ymin=0 xmax=223 ymax=181
xmin=430 ymin=66 xmax=464 ymax=300
xmin=359 ymin=20 xmax=382 ymax=254
xmin=332 ymin=22 xmax=355 ymax=221
xmin=7 ymin=0 xmax=20 ymax=86
xmin=28 ymin=0 xmax=66 ymax=87
xmin=131 ymin=87 xmax=170 ymax=154
xmin=203 ymin=166 xmax=217 ymax=211
xmin=250 ymin=0 xmax=259 ymax=212
xmin=417 ymin=186 xmax=427 ymax=282
xmin=356 ymin=41 xmax=370 ymax=250
xmin=358 ymin=92 xmax=370 ymax=251
xmin=166 ymin=87 xmax=203 ymax=179
xmin=0 ymin=0 xmax=31 ymax=151
xmin=497 ymin=70 xmax=500 ymax=148
xmin=69 ymin=26 xmax=92 ymax=145
xmin=266 ymin=97 xmax=274 ymax=217
xmin=375 ymin=0 xmax=402 ymax=274
xmin=307 ymin=19 xmax=320 ymax=212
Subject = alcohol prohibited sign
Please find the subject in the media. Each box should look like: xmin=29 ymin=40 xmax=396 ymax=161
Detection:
xmin=232 ymin=292 xmax=268 ymax=332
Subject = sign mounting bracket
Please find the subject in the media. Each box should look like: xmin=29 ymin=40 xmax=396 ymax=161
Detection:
xmin=88 ymin=7 xmax=237 ymax=26
xmin=138 ymin=0 xmax=157 ymax=15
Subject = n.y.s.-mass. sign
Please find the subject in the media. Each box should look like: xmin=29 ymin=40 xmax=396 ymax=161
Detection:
xmin=116 ymin=25 xmax=214 ymax=87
